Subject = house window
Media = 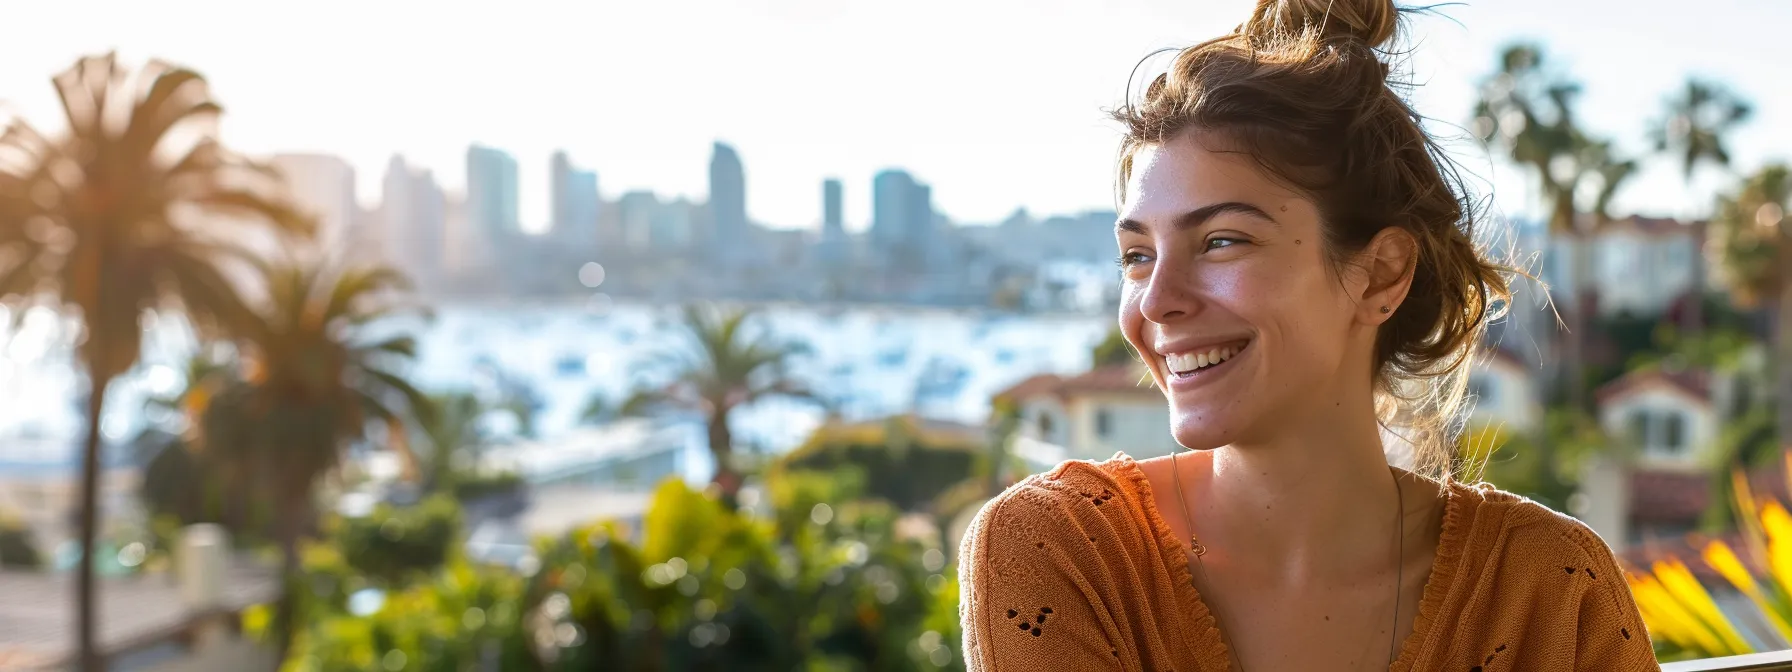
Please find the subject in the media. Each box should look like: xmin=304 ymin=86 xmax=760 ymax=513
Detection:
xmin=1036 ymin=412 xmax=1054 ymax=437
xmin=1095 ymin=408 xmax=1112 ymax=439
xmin=1469 ymin=374 xmax=1495 ymax=405
xmin=1629 ymin=411 xmax=1650 ymax=447
xmin=1663 ymin=413 xmax=1686 ymax=454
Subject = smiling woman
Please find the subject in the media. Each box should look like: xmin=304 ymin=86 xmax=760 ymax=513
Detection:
xmin=958 ymin=0 xmax=1660 ymax=670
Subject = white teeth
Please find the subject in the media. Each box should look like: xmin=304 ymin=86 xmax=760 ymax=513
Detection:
xmin=1165 ymin=345 xmax=1243 ymax=374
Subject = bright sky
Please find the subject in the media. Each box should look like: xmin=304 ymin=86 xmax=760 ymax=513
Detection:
xmin=2 ymin=0 xmax=1786 ymax=235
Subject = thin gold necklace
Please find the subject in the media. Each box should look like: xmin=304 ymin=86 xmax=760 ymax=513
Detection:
xmin=1170 ymin=449 xmax=1405 ymax=671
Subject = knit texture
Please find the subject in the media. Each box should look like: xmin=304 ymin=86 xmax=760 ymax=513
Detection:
xmin=958 ymin=453 xmax=1660 ymax=671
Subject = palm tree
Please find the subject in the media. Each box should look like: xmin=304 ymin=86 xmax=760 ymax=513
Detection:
xmin=0 ymin=54 xmax=309 ymax=670
xmin=418 ymin=391 xmax=485 ymax=492
xmin=196 ymin=258 xmax=429 ymax=661
xmin=1707 ymin=165 xmax=1791 ymax=449
xmin=1652 ymin=79 xmax=1754 ymax=333
xmin=623 ymin=304 xmax=811 ymax=507
xmin=1653 ymin=79 xmax=1754 ymax=185
xmin=1474 ymin=44 xmax=1632 ymax=408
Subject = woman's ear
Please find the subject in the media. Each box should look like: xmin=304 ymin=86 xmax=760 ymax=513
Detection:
xmin=1359 ymin=227 xmax=1417 ymax=325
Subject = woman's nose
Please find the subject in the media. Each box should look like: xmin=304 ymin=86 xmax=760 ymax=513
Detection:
xmin=1137 ymin=257 xmax=1199 ymax=324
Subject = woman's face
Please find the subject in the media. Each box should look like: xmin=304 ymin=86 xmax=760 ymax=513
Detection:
xmin=1116 ymin=133 xmax=1375 ymax=450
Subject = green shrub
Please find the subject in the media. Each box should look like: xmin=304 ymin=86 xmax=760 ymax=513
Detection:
xmin=0 ymin=515 xmax=42 ymax=569
xmin=780 ymin=416 xmax=978 ymax=513
xmin=334 ymin=495 xmax=462 ymax=586
xmin=451 ymin=471 xmax=526 ymax=502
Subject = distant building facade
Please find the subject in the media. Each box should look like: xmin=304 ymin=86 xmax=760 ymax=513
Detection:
xmin=994 ymin=363 xmax=1178 ymax=467
xmin=550 ymin=150 xmax=600 ymax=251
xmin=270 ymin=153 xmax=358 ymax=257
xmin=467 ymin=144 xmax=521 ymax=239
xmin=1547 ymin=216 xmax=1706 ymax=318
xmin=871 ymin=169 xmax=935 ymax=269
xmin=380 ymin=156 xmax=447 ymax=288
xmin=708 ymin=142 xmax=746 ymax=263
xmin=1467 ymin=347 xmax=1542 ymax=434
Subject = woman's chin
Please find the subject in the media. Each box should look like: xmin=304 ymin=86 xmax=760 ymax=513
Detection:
xmin=1169 ymin=417 xmax=1236 ymax=452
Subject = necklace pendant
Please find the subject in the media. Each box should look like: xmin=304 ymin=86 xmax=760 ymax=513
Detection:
xmin=1190 ymin=538 xmax=1207 ymax=557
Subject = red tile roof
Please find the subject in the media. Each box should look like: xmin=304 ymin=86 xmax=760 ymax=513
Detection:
xmin=1583 ymin=214 xmax=1705 ymax=238
xmin=1593 ymin=368 xmax=1711 ymax=407
xmin=1628 ymin=469 xmax=1710 ymax=527
xmin=993 ymin=364 xmax=1159 ymax=404
xmin=1479 ymin=345 xmax=1530 ymax=372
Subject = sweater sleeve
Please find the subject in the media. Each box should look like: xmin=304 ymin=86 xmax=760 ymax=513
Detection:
xmin=1572 ymin=528 xmax=1661 ymax=671
xmin=959 ymin=481 xmax=1123 ymax=672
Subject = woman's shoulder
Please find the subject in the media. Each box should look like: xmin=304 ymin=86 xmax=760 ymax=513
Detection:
xmin=1443 ymin=480 xmax=1620 ymax=568
xmin=1430 ymin=481 xmax=1659 ymax=668
xmin=1433 ymin=480 xmax=1634 ymax=598
xmin=962 ymin=453 xmax=1157 ymax=553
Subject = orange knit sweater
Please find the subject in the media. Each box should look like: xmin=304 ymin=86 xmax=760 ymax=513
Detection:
xmin=958 ymin=454 xmax=1660 ymax=671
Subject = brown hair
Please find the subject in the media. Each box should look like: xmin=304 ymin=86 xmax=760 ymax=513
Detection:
xmin=1111 ymin=0 xmax=1512 ymax=480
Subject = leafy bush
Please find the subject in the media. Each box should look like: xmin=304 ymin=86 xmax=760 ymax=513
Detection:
xmin=0 ymin=514 xmax=42 ymax=569
xmin=452 ymin=471 xmax=526 ymax=502
xmin=780 ymin=416 xmax=978 ymax=513
xmin=334 ymin=495 xmax=462 ymax=586
xmin=271 ymin=474 xmax=964 ymax=671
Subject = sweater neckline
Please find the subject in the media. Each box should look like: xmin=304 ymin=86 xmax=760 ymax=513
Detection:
xmin=1106 ymin=452 xmax=1473 ymax=672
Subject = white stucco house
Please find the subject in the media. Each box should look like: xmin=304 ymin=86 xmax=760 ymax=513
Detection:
xmin=1467 ymin=347 xmax=1542 ymax=434
xmin=1547 ymin=216 xmax=1706 ymax=319
xmin=1579 ymin=368 xmax=1723 ymax=552
xmin=994 ymin=363 xmax=1179 ymax=468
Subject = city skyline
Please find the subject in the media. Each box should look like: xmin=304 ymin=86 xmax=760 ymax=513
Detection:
xmin=2 ymin=0 xmax=1787 ymax=234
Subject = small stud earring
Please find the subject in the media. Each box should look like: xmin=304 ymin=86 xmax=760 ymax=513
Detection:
xmin=1379 ymin=306 xmax=1391 ymax=314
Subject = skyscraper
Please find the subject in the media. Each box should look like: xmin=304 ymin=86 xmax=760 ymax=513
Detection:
xmin=708 ymin=142 xmax=746 ymax=261
xmin=871 ymin=169 xmax=915 ymax=247
xmin=270 ymin=153 xmax=357 ymax=255
xmin=550 ymin=150 xmax=600 ymax=248
xmin=467 ymin=144 xmax=521 ymax=238
xmin=823 ymin=178 xmax=844 ymax=237
xmin=872 ymin=169 xmax=933 ymax=266
xmin=381 ymin=155 xmax=447 ymax=288
xmin=821 ymin=178 xmax=846 ymax=264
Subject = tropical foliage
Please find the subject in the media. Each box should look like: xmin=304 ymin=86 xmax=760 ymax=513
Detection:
xmin=268 ymin=471 xmax=964 ymax=671
xmin=1627 ymin=460 xmax=1792 ymax=661
xmin=619 ymin=304 xmax=813 ymax=506
xmin=779 ymin=416 xmax=982 ymax=513
xmin=195 ymin=257 xmax=430 ymax=657
xmin=1708 ymin=165 xmax=1792 ymax=448
xmin=0 ymin=53 xmax=310 ymax=668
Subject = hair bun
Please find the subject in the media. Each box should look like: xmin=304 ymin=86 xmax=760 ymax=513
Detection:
xmin=1243 ymin=0 xmax=1399 ymax=49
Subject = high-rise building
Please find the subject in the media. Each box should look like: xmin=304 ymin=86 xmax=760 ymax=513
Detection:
xmin=823 ymin=178 xmax=844 ymax=237
xmin=821 ymin=178 xmax=847 ymax=264
xmin=467 ymin=144 xmax=521 ymax=238
xmin=617 ymin=190 xmax=696 ymax=249
xmin=872 ymin=169 xmax=933 ymax=265
xmin=909 ymin=183 xmax=934 ymax=243
xmin=550 ymin=150 xmax=600 ymax=248
xmin=708 ymin=142 xmax=746 ymax=261
xmin=270 ymin=153 xmax=357 ymax=255
xmin=381 ymin=156 xmax=447 ymax=288
xmin=871 ymin=169 xmax=915 ymax=247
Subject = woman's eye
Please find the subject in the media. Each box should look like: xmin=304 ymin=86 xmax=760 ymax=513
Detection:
xmin=1115 ymin=251 xmax=1152 ymax=268
xmin=1205 ymin=237 xmax=1242 ymax=252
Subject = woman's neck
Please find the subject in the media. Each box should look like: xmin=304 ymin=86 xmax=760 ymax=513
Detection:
xmin=1197 ymin=384 xmax=1402 ymax=585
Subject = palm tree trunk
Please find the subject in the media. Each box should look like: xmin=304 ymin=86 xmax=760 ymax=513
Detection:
xmin=77 ymin=372 xmax=113 ymax=672
xmin=271 ymin=496 xmax=303 ymax=666
xmin=1568 ymin=227 xmax=1594 ymax=410
xmin=707 ymin=413 xmax=739 ymax=509
xmin=1778 ymin=273 xmax=1792 ymax=453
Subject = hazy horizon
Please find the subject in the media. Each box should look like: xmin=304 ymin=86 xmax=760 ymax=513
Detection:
xmin=2 ymin=0 xmax=1786 ymax=235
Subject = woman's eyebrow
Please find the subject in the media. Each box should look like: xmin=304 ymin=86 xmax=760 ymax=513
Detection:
xmin=1115 ymin=201 xmax=1279 ymax=235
